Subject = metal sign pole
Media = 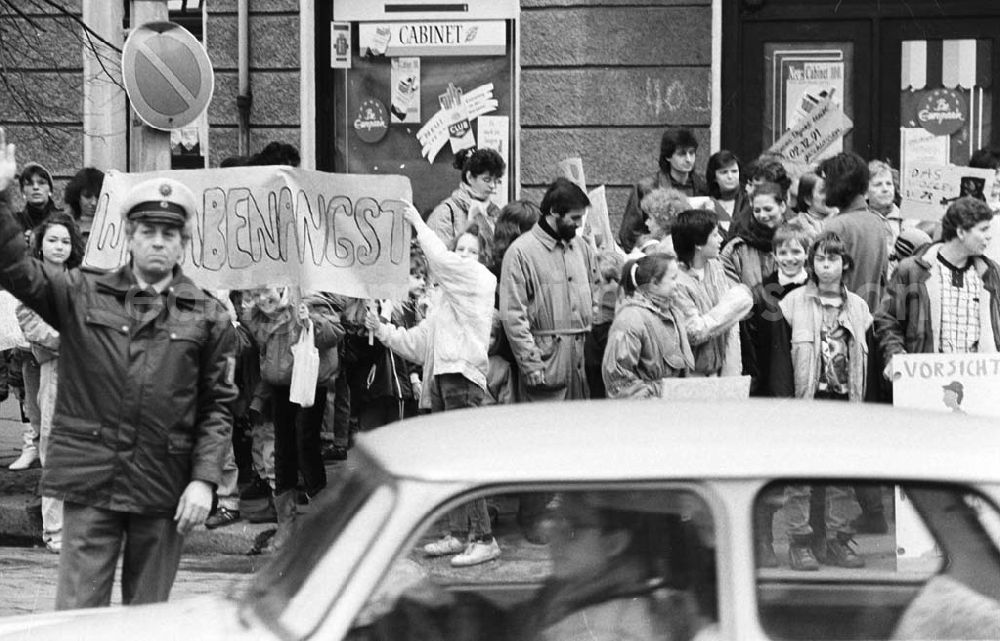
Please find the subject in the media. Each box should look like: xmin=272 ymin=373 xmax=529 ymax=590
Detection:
xmin=129 ymin=0 xmax=171 ymax=172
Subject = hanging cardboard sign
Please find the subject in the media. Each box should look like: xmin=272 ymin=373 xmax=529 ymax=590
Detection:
xmin=768 ymin=93 xmax=853 ymax=175
xmin=477 ymin=115 xmax=509 ymax=207
xmin=331 ymin=22 xmax=352 ymax=68
xmin=901 ymin=163 xmax=995 ymax=221
xmin=390 ymin=57 xmax=420 ymax=124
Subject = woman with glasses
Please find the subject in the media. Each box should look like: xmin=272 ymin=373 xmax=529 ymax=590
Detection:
xmin=426 ymin=147 xmax=506 ymax=268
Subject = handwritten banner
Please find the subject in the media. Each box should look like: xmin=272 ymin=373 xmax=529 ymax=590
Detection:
xmin=83 ymin=167 xmax=413 ymax=300
xmin=893 ymin=353 xmax=1000 ymax=417
xmin=768 ymin=93 xmax=853 ymax=174
xmin=901 ymin=163 xmax=997 ymax=221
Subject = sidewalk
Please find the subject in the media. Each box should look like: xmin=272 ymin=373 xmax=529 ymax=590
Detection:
xmin=0 ymin=396 xmax=275 ymax=554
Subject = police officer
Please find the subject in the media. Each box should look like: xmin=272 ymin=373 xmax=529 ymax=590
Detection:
xmin=0 ymin=129 xmax=237 ymax=609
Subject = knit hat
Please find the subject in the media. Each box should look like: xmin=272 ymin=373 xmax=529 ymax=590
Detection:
xmin=18 ymin=162 xmax=53 ymax=190
xmin=893 ymin=228 xmax=932 ymax=260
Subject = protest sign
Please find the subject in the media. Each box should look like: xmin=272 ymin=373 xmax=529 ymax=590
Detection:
xmin=556 ymin=158 xmax=587 ymax=192
xmin=768 ymin=93 xmax=853 ymax=176
xmin=0 ymin=292 xmax=28 ymax=351
xmin=901 ymin=163 xmax=996 ymax=221
xmin=660 ymin=376 xmax=750 ymax=401
xmin=84 ymin=167 xmax=413 ymax=300
xmin=584 ymin=186 xmax=616 ymax=252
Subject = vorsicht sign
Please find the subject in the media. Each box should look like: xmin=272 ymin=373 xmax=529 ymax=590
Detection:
xmin=122 ymin=22 xmax=214 ymax=131
xmin=359 ymin=21 xmax=506 ymax=57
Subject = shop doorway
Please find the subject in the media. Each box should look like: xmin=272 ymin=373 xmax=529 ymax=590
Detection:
xmin=723 ymin=1 xmax=1000 ymax=173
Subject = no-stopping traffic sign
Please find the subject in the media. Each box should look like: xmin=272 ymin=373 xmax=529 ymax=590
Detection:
xmin=122 ymin=21 xmax=214 ymax=131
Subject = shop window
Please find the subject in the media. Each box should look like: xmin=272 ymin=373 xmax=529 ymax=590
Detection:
xmin=754 ymin=481 xmax=1000 ymax=641
xmin=351 ymin=487 xmax=719 ymax=640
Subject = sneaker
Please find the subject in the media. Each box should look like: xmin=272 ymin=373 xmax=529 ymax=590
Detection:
xmin=8 ymin=449 xmax=39 ymax=471
xmin=423 ymin=534 xmax=466 ymax=557
xmin=45 ymin=540 xmax=61 ymax=554
xmin=451 ymin=538 xmax=500 ymax=567
xmin=240 ymin=476 xmax=271 ymax=501
xmin=788 ymin=545 xmax=820 ymax=571
xmin=205 ymin=507 xmax=241 ymax=530
xmin=826 ymin=534 xmax=865 ymax=568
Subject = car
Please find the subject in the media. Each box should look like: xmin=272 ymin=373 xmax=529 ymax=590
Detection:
xmin=2 ymin=400 xmax=1000 ymax=640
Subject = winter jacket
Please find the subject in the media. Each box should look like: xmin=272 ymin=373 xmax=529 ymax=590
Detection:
xmin=744 ymin=271 xmax=806 ymax=396
xmin=15 ymin=302 xmax=59 ymax=364
xmin=15 ymin=199 xmax=61 ymax=233
xmin=241 ymin=295 xmax=344 ymax=387
xmin=0 ymin=188 xmax=238 ymax=514
xmin=500 ymin=221 xmax=596 ymax=400
xmin=671 ymin=259 xmax=752 ymax=376
xmin=426 ymin=182 xmax=500 ymax=258
xmin=775 ymin=282 xmax=873 ymax=401
xmin=822 ymin=207 xmax=889 ymax=312
xmin=619 ymin=171 xmax=708 ymax=253
xmin=721 ymin=237 xmax=777 ymax=292
xmin=874 ymin=243 xmax=1000 ymax=362
xmin=377 ymin=222 xmax=497 ymax=408
xmin=602 ymin=293 xmax=694 ymax=399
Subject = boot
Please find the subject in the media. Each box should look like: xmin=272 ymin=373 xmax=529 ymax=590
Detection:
xmin=788 ymin=535 xmax=820 ymax=571
xmin=265 ymin=490 xmax=298 ymax=553
xmin=244 ymin=492 xmax=277 ymax=524
xmin=9 ymin=447 xmax=39 ymax=471
xmin=754 ymin=504 xmax=778 ymax=568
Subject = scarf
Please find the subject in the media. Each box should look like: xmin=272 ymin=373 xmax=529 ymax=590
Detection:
xmin=739 ymin=214 xmax=777 ymax=253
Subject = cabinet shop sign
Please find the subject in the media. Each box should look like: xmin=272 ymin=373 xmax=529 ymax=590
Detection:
xmin=83 ymin=167 xmax=413 ymax=300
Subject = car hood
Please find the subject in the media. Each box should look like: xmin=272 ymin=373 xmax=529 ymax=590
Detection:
xmin=0 ymin=596 xmax=269 ymax=640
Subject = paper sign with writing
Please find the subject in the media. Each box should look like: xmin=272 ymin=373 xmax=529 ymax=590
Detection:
xmin=892 ymin=353 xmax=1000 ymax=417
xmin=768 ymin=93 xmax=854 ymax=173
xmin=660 ymin=376 xmax=751 ymax=401
xmin=585 ymin=186 xmax=616 ymax=252
xmin=556 ymin=158 xmax=587 ymax=192
xmin=84 ymin=168 xmax=413 ymax=300
xmin=901 ymin=163 xmax=996 ymax=221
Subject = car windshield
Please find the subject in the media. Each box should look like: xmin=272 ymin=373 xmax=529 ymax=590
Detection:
xmin=241 ymin=454 xmax=395 ymax=633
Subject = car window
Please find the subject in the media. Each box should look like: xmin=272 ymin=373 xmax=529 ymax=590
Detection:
xmin=244 ymin=456 xmax=396 ymax=635
xmin=349 ymin=486 xmax=720 ymax=641
xmin=754 ymin=481 xmax=1000 ymax=641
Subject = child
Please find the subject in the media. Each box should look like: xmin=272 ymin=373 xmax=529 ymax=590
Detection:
xmin=671 ymin=209 xmax=753 ymax=376
xmin=602 ymin=253 xmax=694 ymax=398
xmin=743 ymin=222 xmax=813 ymax=397
xmin=241 ymin=287 xmax=344 ymax=551
xmin=773 ymin=231 xmax=872 ymax=400
xmin=365 ymin=203 xmax=500 ymax=568
xmin=721 ymin=181 xmax=784 ymax=291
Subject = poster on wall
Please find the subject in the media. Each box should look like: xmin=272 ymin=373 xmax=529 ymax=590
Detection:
xmin=416 ymin=83 xmax=497 ymax=163
xmin=899 ymin=127 xmax=950 ymax=184
xmin=767 ymin=93 xmax=853 ymax=178
xmin=390 ymin=57 xmax=420 ymax=124
xmin=764 ymin=43 xmax=853 ymax=155
xmin=477 ymin=115 xmax=509 ymax=208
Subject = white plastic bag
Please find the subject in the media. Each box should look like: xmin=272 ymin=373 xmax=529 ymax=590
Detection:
xmin=289 ymin=320 xmax=319 ymax=407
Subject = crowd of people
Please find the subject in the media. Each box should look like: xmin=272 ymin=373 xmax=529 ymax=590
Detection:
xmin=0 ymin=119 xmax=997 ymax=608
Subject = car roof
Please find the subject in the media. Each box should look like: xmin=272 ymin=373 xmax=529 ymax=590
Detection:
xmin=358 ymin=400 xmax=1000 ymax=485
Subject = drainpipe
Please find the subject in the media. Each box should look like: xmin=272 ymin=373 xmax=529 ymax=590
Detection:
xmin=237 ymin=0 xmax=252 ymax=157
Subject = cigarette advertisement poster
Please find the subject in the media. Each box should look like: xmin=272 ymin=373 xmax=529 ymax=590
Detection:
xmin=84 ymin=167 xmax=413 ymax=300
xmin=389 ymin=57 xmax=420 ymax=124
xmin=901 ymin=163 xmax=996 ymax=221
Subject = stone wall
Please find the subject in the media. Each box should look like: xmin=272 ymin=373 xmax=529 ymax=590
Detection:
xmin=206 ymin=0 xmax=301 ymax=166
xmin=519 ymin=0 xmax=712 ymax=233
xmin=0 ymin=0 xmax=84 ymax=203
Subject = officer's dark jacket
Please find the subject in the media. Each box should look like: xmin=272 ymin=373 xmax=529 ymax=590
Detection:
xmin=0 ymin=188 xmax=238 ymax=515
